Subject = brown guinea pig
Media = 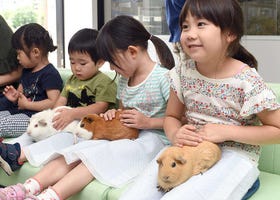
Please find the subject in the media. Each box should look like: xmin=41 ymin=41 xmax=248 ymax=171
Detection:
xmin=79 ymin=110 xmax=139 ymax=141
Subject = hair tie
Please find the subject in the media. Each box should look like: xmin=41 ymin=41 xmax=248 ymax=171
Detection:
xmin=149 ymin=34 xmax=153 ymax=40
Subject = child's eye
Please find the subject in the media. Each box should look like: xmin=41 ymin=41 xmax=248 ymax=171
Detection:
xmin=198 ymin=22 xmax=206 ymax=27
xmin=181 ymin=24 xmax=189 ymax=31
xmin=80 ymin=63 xmax=86 ymax=66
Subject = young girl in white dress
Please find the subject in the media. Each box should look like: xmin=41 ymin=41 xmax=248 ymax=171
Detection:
xmin=119 ymin=0 xmax=280 ymax=200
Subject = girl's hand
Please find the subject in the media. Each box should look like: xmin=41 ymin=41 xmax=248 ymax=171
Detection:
xmin=197 ymin=123 xmax=227 ymax=143
xmin=3 ymin=85 xmax=19 ymax=103
xmin=172 ymin=124 xmax=203 ymax=147
xmin=120 ymin=109 xmax=149 ymax=129
xmin=100 ymin=109 xmax=119 ymax=121
xmin=17 ymin=93 xmax=30 ymax=109
xmin=52 ymin=108 xmax=74 ymax=130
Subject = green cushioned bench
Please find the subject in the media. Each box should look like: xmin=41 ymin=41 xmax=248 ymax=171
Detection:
xmin=0 ymin=69 xmax=280 ymax=200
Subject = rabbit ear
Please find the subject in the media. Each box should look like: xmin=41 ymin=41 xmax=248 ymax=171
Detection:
xmin=38 ymin=119 xmax=47 ymax=127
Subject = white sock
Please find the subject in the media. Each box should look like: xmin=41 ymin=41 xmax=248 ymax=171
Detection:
xmin=37 ymin=187 xmax=60 ymax=200
xmin=23 ymin=178 xmax=42 ymax=195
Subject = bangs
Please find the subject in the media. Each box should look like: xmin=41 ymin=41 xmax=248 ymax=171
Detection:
xmin=180 ymin=0 xmax=228 ymax=29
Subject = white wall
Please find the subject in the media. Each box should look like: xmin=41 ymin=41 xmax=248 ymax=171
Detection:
xmin=152 ymin=35 xmax=280 ymax=84
xmin=64 ymin=0 xmax=93 ymax=68
xmin=242 ymin=36 xmax=280 ymax=83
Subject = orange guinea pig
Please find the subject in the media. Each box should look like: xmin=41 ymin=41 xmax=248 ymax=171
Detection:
xmin=156 ymin=141 xmax=221 ymax=192
xmin=77 ymin=111 xmax=139 ymax=141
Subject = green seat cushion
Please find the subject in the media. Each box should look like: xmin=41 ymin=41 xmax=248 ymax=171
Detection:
xmin=249 ymin=171 xmax=280 ymax=200
xmin=258 ymin=144 xmax=280 ymax=175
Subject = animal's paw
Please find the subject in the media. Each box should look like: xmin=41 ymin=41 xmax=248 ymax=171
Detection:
xmin=75 ymin=126 xmax=93 ymax=140
xmin=157 ymin=185 xmax=172 ymax=193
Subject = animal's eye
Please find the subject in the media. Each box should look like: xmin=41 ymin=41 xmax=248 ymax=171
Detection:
xmin=87 ymin=117 xmax=93 ymax=123
xmin=171 ymin=162 xmax=176 ymax=168
xmin=34 ymin=124 xmax=38 ymax=128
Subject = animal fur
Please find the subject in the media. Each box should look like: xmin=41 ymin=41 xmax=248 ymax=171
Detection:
xmin=77 ymin=111 xmax=139 ymax=140
xmin=27 ymin=106 xmax=84 ymax=142
xmin=156 ymin=141 xmax=221 ymax=192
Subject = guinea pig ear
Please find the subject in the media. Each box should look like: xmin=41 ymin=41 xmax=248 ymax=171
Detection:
xmin=175 ymin=155 xmax=186 ymax=165
xmin=92 ymin=114 xmax=100 ymax=121
xmin=87 ymin=117 xmax=94 ymax=123
xmin=38 ymin=119 xmax=47 ymax=127
xmin=156 ymin=157 xmax=162 ymax=165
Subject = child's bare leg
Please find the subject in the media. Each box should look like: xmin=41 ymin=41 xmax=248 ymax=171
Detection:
xmin=52 ymin=162 xmax=94 ymax=199
xmin=33 ymin=156 xmax=80 ymax=190
xmin=18 ymin=149 xmax=27 ymax=163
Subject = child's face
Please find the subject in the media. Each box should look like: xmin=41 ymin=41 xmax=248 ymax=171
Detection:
xmin=109 ymin=48 xmax=137 ymax=79
xmin=69 ymin=52 xmax=101 ymax=81
xmin=180 ymin=11 xmax=231 ymax=63
xmin=16 ymin=49 xmax=36 ymax=69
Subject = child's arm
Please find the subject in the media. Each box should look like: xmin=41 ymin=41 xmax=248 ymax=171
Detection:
xmin=164 ymin=89 xmax=203 ymax=147
xmin=53 ymin=101 xmax=109 ymax=131
xmin=53 ymin=96 xmax=67 ymax=108
xmin=120 ymin=109 xmax=165 ymax=130
xmin=102 ymin=100 xmax=166 ymax=130
xmin=17 ymin=89 xmax=60 ymax=111
xmin=198 ymin=109 xmax=280 ymax=145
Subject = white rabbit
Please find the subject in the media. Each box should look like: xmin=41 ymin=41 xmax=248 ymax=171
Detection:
xmin=26 ymin=106 xmax=90 ymax=142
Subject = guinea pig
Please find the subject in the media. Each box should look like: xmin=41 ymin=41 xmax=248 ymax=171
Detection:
xmin=26 ymin=106 xmax=81 ymax=142
xmin=76 ymin=110 xmax=139 ymax=140
xmin=156 ymin=141 xmax=221 ymax=192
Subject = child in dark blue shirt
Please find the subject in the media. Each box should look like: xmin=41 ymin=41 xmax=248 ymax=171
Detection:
xmin=0 ymin=23 xmax=63 ymax=137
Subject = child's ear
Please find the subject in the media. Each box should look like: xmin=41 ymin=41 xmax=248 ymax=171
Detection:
xmin=226 ymin=32 xmax=237 ymax=43
xmin=96 ymin=59 xmax=105 ymax=68
xmin=127 ymin=45 xmax=138 ymax=58
xmin=32 ymin=47 xmax=41 ymax=57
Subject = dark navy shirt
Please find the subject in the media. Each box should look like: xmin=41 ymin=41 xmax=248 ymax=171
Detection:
xmin=4 ymin=64 xmax=63 ymax=117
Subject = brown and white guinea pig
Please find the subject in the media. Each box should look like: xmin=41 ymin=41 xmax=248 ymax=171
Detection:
xmin=26 ymin=106 xmax=83 ymax=142
xmin=156 ymin=141 xmax=221 ymax=192
xmin=76 ymin=110 xmax=139 ymax=141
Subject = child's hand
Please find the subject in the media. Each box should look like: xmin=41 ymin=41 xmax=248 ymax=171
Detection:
xmin=17 ymin=93 xmax=30 ymax=109
xmin=120 ymin=109 xmax=149 ymax=129
xmin=52 ymin=108 xmax=74 ymax=130
xmin=172 ymin=124 xmax=203 ymax=147
xmin=3 ymin=85 xmax=19 ymax=103
xmin=100 ymin=109 xmax=119 ymax=121
xmin=197 ymin=123 xmax=227 ymax=143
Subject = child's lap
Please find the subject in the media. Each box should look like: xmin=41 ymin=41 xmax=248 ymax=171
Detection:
xmin=62 ymin=130 xmax=165 ymax=187
xmin=14 ymin=131 xmax=165 ymax=187
xmin=120 ymin=148 xmax=259 ymax=200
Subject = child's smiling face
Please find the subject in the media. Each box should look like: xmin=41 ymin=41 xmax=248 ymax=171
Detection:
xmin=180 ymin=11 xmax=231 ymax=64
